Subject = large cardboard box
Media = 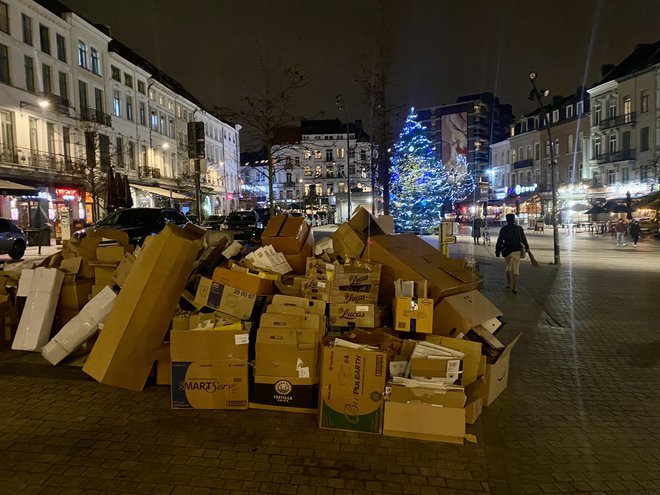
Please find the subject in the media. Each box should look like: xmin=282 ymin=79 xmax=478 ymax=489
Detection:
xmin=329 ymin=303 xmax=383 ymax=328
xmin=82 ymin=224 xmax=204 ymax=391
xmin=250 ymin=375 xmax=319 ymax=413
xmin=392 ymin=296 xmax=433 ymax=334
xmin=170 ymin=329 xmax=249 ymax=409
xmin=62 ymin=230 xmax=129 ymax=278
xmin=383 ymin=385 xmax=466 ymax=444
xmin=433 ymin=290 xmax=502 ymax=338
xmin=331 ymin=223 xmax=366 ymax=260
xmin=333 ymin=259 xmax=381 ymax=287
xmin=262 ymin=215 xmax=311 ymax=255
xmin=481 ymin=334 xmax=521 ymax=406
xmin=211 ymin=267 xmax=274 ymax=320
xmin=12 ymin=267 xmax=65 ymax=351
xmin=283 ymin=227 xmax=315 ymax=275
xmin=318 ymin=345 xmax=387 ymax=434
xmin=329 ymin=286 xmax=379 ymax=304
xmin=347 ymin=206 xmax=387 ymax=241
xmin=363 ymin=234 xmax=481 ymax=304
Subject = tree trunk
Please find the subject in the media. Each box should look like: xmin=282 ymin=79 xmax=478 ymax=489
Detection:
xmin=267 ymin=145 xmax=275 ymax=218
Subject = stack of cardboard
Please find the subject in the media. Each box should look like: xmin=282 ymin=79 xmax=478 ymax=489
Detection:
xmin=89 ymin=243 xmax=128 ymax=297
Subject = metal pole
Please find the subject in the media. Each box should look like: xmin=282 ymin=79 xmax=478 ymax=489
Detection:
xmin=194 ymin=158 xmax=202 ymax=219
xmin=529 ymin=74 xmax=560 ymax=265
xmin=346 ymin=122 xmax=352 ymax=220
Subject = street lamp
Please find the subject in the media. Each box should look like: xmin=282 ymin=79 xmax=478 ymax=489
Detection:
xmin=336 ymin=94 xmax=352 ymax=221
xmin=528 ymin=71 xmax=560 ymax=265
xmin=20 ymin=99 xmax=50 ymax=111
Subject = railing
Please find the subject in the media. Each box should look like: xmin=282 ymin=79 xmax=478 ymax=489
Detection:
xmin=599 ymin=112 xmax=636 ymax=130
xmin=596 ymin=149 xmax=636 ymax=164
xmin=139 ymin=166 xmax=161 ymax=178
xmin=0 ymin=144 xmax=85 ymax=173
xmin=80 ymin=107 xmax=112 ymax=127
xmin=513 ymin=158 xmax=534 ymax=169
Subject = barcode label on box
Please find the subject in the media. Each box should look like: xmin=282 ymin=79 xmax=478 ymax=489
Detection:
xmin=356 ymin=305 xmax=369 ymax=312
xmin=235 ymin=334 xmax=249 ymax=345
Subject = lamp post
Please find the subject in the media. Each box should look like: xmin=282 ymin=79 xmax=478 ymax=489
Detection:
xmin=336 ymin=95 xmax=352 ymax=221
xmin=528 ymin=71 xmax=560 ymax=265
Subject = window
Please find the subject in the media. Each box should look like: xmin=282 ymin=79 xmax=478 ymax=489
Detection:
xmin=150 ymin=111 xmax=157 ymax=130
xmin=28 ymin=117 xmax=38 ymax=151
xmin=640 ymin=91 xmax=649 ymax=113
xmin=113 ymin=90 xmax=120 ymax=117
xmin=126 ymin=96 xmax=133 ymax=121
xmin=158 ymin=94 xmax=164 ymax=105
xmin=315 ymin=165 xmax=322 ymax=177
xmin=0 ymin=1 xmax=7 ymax=34
xmin=608 ymin=134 xmax=616 ymax=154
xmin=521 ymin=121 xmax=527 ymax=133
xmin=576 ymin=101 xmax=584 ymax=115
xmin=304 ymin=165 xmax=312 ymax=176
xmin=168 ymin=118 xmax=173 ymax=137
xmin=116 ymin=136 xmax=124 ymax=167
xmin=22 ymin=14 xmax=32 ymax=45
xmin=128 ymin=141 xmax=136 ymax=169
xmin=593 ymin=104 xmax=600 ymax=126
xmin=607 ymin=100 xmax=616 ymax=119
xmin=139 ymin=102 xmax=146 ymax=125
xmin=39 ymin=24 xmax=50 ymax=54
xmin=0 ymin=44 xmax=9 ymax=84
xmin=159 ymin=115 xmax=164 ymax=134
xmin=137 ymin=80 xmax=146 ymax=94
xmin=568 ymin=134 xmax=573 ymax=154
xmin=566 ymin=105 xmax=573 ymax=119
xmin=534 ymin=142 xmax=540 ymax=160
xmin=62 ymin=126 xmax=70 ymax=162
xmin=577 ymin=132 xmax=583 ymax=152
xmin=91 ymin=48 xmax=100 ymax=75
xmin=526 ymin=145 xmax=531 ymax=160
xmin=111 ymin=65 xmax=120 ymax=81
xmin=94 ymin=87 xmax=103 ymax=112
xmin=607 ymin=169 xmax=615 ymax=185
xmin=42 ymin=64 xmax=51 ymax=94
xmin=622 ymin=167 xmax=629 ymax=184
xmin=78 ymin=41 xmax=87 ymax=68
xmin=314 ymin=149 xmax=321 ymax=159
xmin=124 ymin=73 xmax=132 ymax=88
xmin=24 ymin=56 xmax=35 ymax=92
xmin=553 ymin=139 xmax=559 ymax=156
xmin=511 ymin=149 xmax=517 ymax=162
xmin=623 ymin=97 xmax=632 ymax=123
xmin=518 ymin=147 xmax=523 ymax=160
xmin=552 ymin=109 xmax=559 ymax=123
xmin=593 ymin=137 xmax=601 ymax=159
xmin=58 ymin=71 xmax=67 ymax=100
xmin=640 ymin=127 xmax=649 ymax=152
xmin=56 ymin=34 xmax=66 ymax=62
xmin=578 ymin=162 xmax=583 ymax=181
xmin=141 ymin=144 xmax=147 ymax=166
xmin=78 ymin=80 xmax=88 ymax=109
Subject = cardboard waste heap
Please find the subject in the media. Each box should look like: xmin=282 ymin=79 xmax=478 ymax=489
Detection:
xmin=1 ymin=207 xmax=520 ymax=446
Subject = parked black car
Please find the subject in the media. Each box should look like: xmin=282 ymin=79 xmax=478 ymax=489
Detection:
xmin=73 ymin=207 xmax=189 ymax=246
xmin=0 ymin=218 xmax=26 ymax=260
xmin=201 ymin=214 xmax=227 ymax=230
xmin=221 ymin=210 xmax=263 ymax=240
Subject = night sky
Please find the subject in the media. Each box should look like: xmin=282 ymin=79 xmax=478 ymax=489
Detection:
xmin=65 ymin=0 xmax=660 ymax=148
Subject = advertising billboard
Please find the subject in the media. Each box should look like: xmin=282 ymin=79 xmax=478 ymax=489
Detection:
xmin=441 ymin=112 xmax=468 ymax=169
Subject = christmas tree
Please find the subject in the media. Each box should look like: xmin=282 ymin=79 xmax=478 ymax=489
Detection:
xmin=390 ymin=107 xmax=449 ymax=232
xmin=446 ymin=154 xmax=475 ymax=204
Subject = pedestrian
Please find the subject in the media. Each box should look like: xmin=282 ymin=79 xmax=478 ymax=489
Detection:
xmin=629 ymin=220 xmax=641 ymax=246
xmin=615 ymin=219 xmax=628 ymax=246
xmin=495 ymin=213 xmax=529 ymax=294
xmin=472 ymin=216 xmax=483 ymax=245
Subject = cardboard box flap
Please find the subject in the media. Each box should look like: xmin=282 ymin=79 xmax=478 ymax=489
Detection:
xmin=389 ymin=385 xmax=465 ymax=408
xmin=59 ymin=257 xmax=82 ymax=276
xmin=436 ymin=290 xmax=503 ymax=332
xmin=348 ymin=206 xmax=387 ymax=239
xmin=497 ymin=333 xmax=521 ymax=363
xmin=331 ymin=223 xmax=365 ymax=260
xmin=420 ymin=252 xmax=481 ymax=284
xmin=262 ymin=215 xmax=287 ymax=237
xmin=383 ymin=401 xmax=466 ymax=444
xmin=212 ymin=267 xmax=274 ymax=294
xmin=426 ymin=336 xmax=482 ymax=386
xmin=171 ymin=329 xmax=248 ymax=361
xmin=479 ymin=317 xmax=503 ymax=334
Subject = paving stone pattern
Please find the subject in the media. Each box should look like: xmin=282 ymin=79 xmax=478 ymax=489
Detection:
xmin=0 ymin=230 xmax=659 ymax=494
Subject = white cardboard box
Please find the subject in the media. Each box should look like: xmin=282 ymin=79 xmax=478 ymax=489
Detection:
xmin=42 ymin=286 xmax=117 ymax=365
xmin=12 ymin=268 xmax=65 ymax=351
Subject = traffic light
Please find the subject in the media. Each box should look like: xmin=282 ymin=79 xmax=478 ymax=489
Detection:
xmin=187 ymin=121 xmax=205 ymax=159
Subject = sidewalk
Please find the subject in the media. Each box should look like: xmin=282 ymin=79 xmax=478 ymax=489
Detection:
xmin=0 ymin=233 xmax=659 ymax=494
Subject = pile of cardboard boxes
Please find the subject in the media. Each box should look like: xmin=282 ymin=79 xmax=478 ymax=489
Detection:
xmin=0 ymin=207 xmax=519 ymax=444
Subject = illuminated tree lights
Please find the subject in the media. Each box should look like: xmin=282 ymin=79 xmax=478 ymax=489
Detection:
xmin=389 ymin=108 xmax=446 ymax=232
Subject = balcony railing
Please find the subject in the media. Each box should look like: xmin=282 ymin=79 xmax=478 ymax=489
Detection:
xmin=513 ymin=158 xmax=534 ymax=169
xmin=0 ymin=144 xmax=85 ymax=173
xmin=599 ymin=112 xmax=636 ymax=130
xmin=80 ymin=107 xmax=112 ymax=127
xmin=596 ymin=149 xmax=636 ymax=164
xmin=139 ymin=166 xmax=161 ymax=179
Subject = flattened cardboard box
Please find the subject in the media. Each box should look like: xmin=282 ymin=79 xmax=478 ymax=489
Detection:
xmin=82 ymin=224 xmax=204 ymax=391
xmin=170 ymin=329 xmax=249 ymax=409
xmin=318 ymin=346 xmax=387 ymax=434
xmin=250 ymin=375 xmax=319 ymax=413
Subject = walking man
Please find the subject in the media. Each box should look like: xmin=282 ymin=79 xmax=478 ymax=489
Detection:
xmin=472 ymin=216 xmax=483 ymax=245
xmin=629 ymin=220 xmax=641 ymax=246
xmin=615 ymin=219 xmax=627 ymax=246
xmin=495 ymin=213 xmax=530 ymax=294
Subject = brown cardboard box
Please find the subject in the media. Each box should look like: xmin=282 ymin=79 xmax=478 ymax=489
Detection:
xmin=82 ymin=224 xmax=205 ymax=391
xmin=347 ymin=206 xmax=387 ymax=240
xmin=433 ymin=290 xmax=502 ymax=338
xmin=318 ymin=345 xmax=387 ymax=433
xmin=425 ymin=336 xmax=482 ymax=386
xmin=112 ymin=253 xmax=136 ymax=288
xmin=62 ymin=230 xmax=129 ymax=278
xmin=301 ymin=279 xmax=331 ymax=302
xmin=305 ymin=258 xmax=337 ymax=281
xmin=329 ymin=285 xmax=379 ymax=304
xmin=170 ymin=329 xmax=249 ymax=409
xmin=283 ymin=227 xmax=315 ymax=275
xmin=255 ymin=328 xmax=299 ymax=377
xmin=383 ymin=385 xmax=466 ymax=444
xmin=58 ymin=278 xmax=94 ymax=310
xmin=211 ymin=267 xmax=275 ymax=320
xmin=481 ymin=334 xmax=521 ymax=406
xmin=153 ymin=343 xmax=171 ymax=386
xmin=409 ymin=356 xmax=462 ymax=384
xmin=249 ymin=375 xmax=319 ymax=413
xmin=464 ymin=379 xmax=484 ymax=424
xmin=262 ymin=215 xmax=311 ymax=255
xmin=329 ymin=303 xmax=383 ymax=328
xmin=362 ymin=234 xmax=481 ymax=304
xmin=96 ymin=245 xmax=126 ymax=263
xmin=333 ymin=259 xmax=381 ymax=287
xmin=331 ymin=223 xmax=365 ymax=260
xmin=392 ymin=296 xmax=433 ymax=334
xmin=271 ymin=294 xmax=326 ymax=318
xmin=93 ymin=265 xmax=116 ymax=288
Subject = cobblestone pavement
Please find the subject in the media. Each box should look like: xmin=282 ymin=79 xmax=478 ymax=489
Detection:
xmin=1 ymin=228 xmax=659 ymax=494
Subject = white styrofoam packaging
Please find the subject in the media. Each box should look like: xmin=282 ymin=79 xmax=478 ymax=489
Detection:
xmin=12 ymin=268 xmax=65 ymax=351
xmin=42 ymin=286 xmax=117 ymax=365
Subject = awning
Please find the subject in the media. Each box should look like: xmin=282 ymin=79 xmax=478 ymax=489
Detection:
xmin=0 ymin=179 xmax=39 ymax=196
xmin=131 ymin=184 xmax=190 ymax=200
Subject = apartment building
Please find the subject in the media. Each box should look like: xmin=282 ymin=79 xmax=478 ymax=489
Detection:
xmin=0 ymin=0 xmax=240 ymax=229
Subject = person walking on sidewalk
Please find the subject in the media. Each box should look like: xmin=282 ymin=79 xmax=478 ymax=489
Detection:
xmin=472 ymin=216 xmax=484 ymax=245
xmin=615 ymin=219 xmax=628 ymax=246
xmin=629 ymin=220 xmax=641 ymax=246
xmin=495 ymin=213 xmax=530 ymax=294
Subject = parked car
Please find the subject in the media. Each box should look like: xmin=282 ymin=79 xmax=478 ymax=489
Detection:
xmin=0 ymin=218 xmax=26 ymax=260
xmin=253 ymin=207 xmax=272 ymax=227
xmin=221 ymin=210 xmax=263 ymax=240
xmin=201 ymin=214 xmax=227 ymax=230
xmin=73 ymin=207 xmax=189 ymax=246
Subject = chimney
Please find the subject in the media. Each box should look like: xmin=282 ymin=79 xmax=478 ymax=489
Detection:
xmin=601 ymin=64 xmax=616 ymax=78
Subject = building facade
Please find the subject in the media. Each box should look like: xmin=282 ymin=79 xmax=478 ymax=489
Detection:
xmin=0 ymin=0 xmax=240 ymax=231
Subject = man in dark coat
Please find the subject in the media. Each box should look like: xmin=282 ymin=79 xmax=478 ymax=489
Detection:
xmin=495 ymin=213 xmax=530 ymax=294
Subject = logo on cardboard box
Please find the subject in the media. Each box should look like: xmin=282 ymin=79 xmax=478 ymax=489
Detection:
xmin=178 ymin=380 xmax=236 ymax=393
xmin=275 ymin=379 xmax=293 ymax=396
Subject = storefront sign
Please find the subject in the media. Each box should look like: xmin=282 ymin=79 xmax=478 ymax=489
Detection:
xmin=508 ymin=184 xmax=537 ymax=195
xmin=55 ymin=188 xmax=78 ymax=200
